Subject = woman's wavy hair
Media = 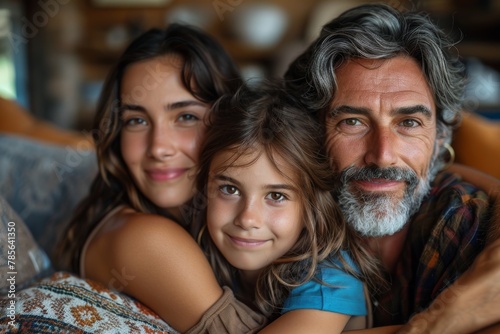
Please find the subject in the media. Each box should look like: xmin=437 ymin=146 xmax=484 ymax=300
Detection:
xmin=58 ymin=23 xmax=242 ymax=272
xmin=285 ymin=3 xmax=466 ymax=173
xmin=192 ymin=82 xmax=381 ymax=317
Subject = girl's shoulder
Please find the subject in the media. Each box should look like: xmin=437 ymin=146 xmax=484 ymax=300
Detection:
xmin=321 ymin=250 xmax=358 ymax=271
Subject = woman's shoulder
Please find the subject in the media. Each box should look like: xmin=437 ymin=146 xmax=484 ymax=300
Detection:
xmin=101 ymin=208 xmax=196 ymax=251
xmin=84 ymin=207 xmax=199 ymax=278
xmin=83 ymin=207 xmax=224 ymax=331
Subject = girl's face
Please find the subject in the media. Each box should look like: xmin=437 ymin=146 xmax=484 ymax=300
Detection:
xmin=206 ymin=149 xmax=304 ymax=284
xmin=120 ymin=55 xmax=209 ymax=220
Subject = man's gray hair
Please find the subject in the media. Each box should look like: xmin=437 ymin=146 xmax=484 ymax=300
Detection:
xmin=285 ymin=3 xmax=466 ymax=169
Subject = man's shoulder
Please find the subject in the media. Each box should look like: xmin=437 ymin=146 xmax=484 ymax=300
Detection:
xmin=389 ymin=174 xmax=493 ymax=324
xmin=408 ymin=171 xmax=491 ymax=251
xmin=427 ymin=171 xmax=489 ymax=202
xmin=416 ymin=171 xmax=490 ymax=224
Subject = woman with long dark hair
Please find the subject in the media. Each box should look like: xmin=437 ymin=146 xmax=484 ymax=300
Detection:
xmin=57 ymin=24 xmax=267 ymax=333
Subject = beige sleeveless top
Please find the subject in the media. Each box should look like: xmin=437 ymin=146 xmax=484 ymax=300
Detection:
xmin=79 ymin=205 xmax=126 ymax=277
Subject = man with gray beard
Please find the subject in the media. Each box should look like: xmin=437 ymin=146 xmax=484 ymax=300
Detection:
xmin=286 ymin=3 xmax=500 ymax=333
xmin=335 ymin=165 xmax=428 ymax=238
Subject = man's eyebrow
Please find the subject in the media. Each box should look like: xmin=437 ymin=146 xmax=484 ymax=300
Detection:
xmin=329 ymin=105 xmax=370 ymax=117
xmin=328 ymin=104 xmax=432 ymax=119
xmin=394 ymin=105 xmax=432 ymax=119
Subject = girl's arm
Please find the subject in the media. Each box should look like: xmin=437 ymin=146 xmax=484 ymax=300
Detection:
xmin=343 ymin=325 xmax=402 ymax=333
xmin=260 ymin=309 xmax=350 ymax=334
xmin=258 ymin=311 xmax=402 ymax=334
xmin=84 ymin=210 xmax=224 ymax=333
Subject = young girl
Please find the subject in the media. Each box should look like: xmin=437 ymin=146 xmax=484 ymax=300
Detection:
xmin=57 ymin=24 xmax=268 ymax=333
xmin=193 ymin=82 xmax=383 ymax=333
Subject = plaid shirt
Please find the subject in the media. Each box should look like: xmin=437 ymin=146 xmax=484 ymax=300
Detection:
xmin=371 ymin=171 xmax=492 ymax=326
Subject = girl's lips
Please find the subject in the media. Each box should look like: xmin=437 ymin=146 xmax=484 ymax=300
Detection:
xmin=228 ymin=235 xmax=268 ymax=248
xmin=146 ymin=168 xmax=188 ymax=181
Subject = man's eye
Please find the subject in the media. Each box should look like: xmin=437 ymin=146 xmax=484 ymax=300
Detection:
xmin=343 ymin=118 xmax=360 ymax=126
xmin=401 ymin=119 xmax=420 ymax=127
xmin=220 ymin=185 xmax=239 ymax=196
xmin=266 ymin=192 xmax=286 ymax=202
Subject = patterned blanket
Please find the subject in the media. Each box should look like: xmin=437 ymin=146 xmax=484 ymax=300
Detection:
xmin=0 ymin=272 xmax=177 ymax=333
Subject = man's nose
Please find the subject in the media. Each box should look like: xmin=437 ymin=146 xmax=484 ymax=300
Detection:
xmin=364 ymin=127 xmax=398 ymax=168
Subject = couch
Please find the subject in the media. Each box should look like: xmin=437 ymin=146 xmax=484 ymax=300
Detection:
xmin=453 ymin=111 xmax=500 ymax=179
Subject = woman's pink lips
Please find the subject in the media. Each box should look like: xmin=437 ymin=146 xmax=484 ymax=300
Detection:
xmin=228 ymin=235 xmax=268 ymax=248
xmin=146 ymin=168 xmax=188 ymax=181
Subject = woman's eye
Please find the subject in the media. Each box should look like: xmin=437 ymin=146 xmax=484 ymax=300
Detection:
xmin=266 ymin=192 xmax=286 ymax=202
xmin=123 ymin=117 xmax=148 ymax=126
xmin=178 ymin=114 xmax=199 ymax=122
xmin=220 ymin=185 xmax=239 ymax=196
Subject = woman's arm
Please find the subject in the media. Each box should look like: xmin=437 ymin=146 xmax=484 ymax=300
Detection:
xmin=84 ymin=210 xmax=223 ymax=333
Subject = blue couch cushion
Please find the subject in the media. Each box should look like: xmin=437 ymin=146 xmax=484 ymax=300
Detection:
xmin=0 ymin=134 xmax=97 ymax=267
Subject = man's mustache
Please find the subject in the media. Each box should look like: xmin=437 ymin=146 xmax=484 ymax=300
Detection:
xmin=338 ymin=165 xmax=419 ymax=188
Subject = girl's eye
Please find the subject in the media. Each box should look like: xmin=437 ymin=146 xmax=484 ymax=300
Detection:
xmin=220 ymin=185 xmax=240 ymax=196
xmin=266 ymin=192 xmax=286 ymax=202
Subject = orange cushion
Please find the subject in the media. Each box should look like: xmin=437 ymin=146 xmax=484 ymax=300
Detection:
xmin=0 ymin=97 xmax=93 ymax=148
xmin=452 ymin=112 xmax=500 ymax=179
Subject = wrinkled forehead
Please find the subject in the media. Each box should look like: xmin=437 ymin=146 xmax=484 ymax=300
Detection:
xmin=330 ymin=57 xmax=436 ymax=115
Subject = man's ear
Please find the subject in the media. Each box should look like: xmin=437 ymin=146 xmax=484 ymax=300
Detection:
xmin=432 ymin=123 xmax=457 ymax=171
xmin=433 ymin=132 xmax=445 ymax=162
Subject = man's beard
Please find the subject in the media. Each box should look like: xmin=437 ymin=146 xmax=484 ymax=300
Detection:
xmin=334 ymin=165 xmax=433 ymax=237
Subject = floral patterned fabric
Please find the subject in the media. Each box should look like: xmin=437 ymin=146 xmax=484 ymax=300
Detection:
xmin=0 ymin=272 xmax=177 ymax=333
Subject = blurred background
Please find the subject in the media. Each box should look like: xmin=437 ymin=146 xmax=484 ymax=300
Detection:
xmin=0 ymin=0 xmax=499 ymax=131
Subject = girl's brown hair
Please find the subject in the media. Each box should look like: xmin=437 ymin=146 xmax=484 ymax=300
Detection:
xmin=58 ymin=24 xmax=242 ymax=272
xmin=193 ymin=82 xmax=381 ymax=317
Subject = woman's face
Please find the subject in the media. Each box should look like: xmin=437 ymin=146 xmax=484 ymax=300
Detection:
xmin=120 ymin=55 xmax=209 ymax=220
